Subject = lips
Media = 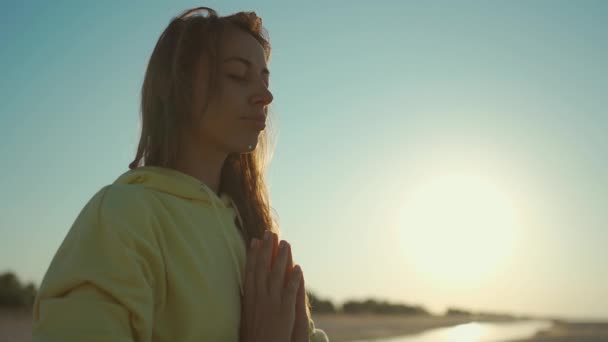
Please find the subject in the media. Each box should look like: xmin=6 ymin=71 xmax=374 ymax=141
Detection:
xmin=242 ymin=115 xmax=266 ymax=121
xmin=241 ymin=117 xmax=266 ymax=130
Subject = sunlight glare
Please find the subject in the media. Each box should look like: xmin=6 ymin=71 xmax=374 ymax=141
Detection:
xmin=444 ymin=322 xmax=486 ymax=342
xmin=397 ymin=168 xmax=522 ymax=284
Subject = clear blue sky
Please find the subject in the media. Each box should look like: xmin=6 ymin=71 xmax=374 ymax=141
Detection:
xmin=1 ymin=1 xmax=606 ymax=320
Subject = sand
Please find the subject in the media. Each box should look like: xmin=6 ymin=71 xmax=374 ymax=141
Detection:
xmin=3 ymin=309 xmax=607 ymax=342
xmin=0 ymin=308 xmax=32 ymax=342
xmin=507 ymin=320 xmax=608 ymax=342
xmin=1 ymin=310 xmax=504 ymax=342
xmin=313 ymin=314 xmax=608 ymax=342
xmin=312 ymin=313 xmax=524 ymax=341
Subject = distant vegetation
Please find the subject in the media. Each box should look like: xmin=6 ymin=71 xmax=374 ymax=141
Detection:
xmin=1 ymin=271 xmax=520 ymax=320
xmin=445 ymin=307 xmax=473 ymax=316
xmin=0 ymin=272 xmax=37 ymax=309
xmin=308 ymin=291 xmax=430 ymax=315
xmin=341 ymin=298 xmax=430 ymax=315
xmin=444 ymin=306 xmax=525 ymax=319
xmin=307 ymin=291 xmax=521 ymax=319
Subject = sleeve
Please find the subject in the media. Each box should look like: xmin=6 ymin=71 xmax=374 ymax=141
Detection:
xmin=309 ymin=317 xmax=330 ymax=342
xmin=32 ymin=186 xmax=165 ymax=342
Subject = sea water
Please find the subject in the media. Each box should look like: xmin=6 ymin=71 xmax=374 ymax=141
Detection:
xmin=353 ymin=320 xmax=553 ymax=342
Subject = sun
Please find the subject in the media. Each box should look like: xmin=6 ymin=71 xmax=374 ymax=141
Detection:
xmin=396 ymin=168 xmax=522 ymax=285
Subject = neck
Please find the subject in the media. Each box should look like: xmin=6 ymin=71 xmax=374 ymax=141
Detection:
xmin=174 ymin=139 xmax=227 ymax=195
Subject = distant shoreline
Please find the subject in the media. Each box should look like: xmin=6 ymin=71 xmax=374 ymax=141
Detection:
xmin=0 ymin=308 xmax=32 ymax=342
xmin=507 ymin=319 xmax=608 ymax=342
xmin=3 ymin=308 xmax=606 ymax=342
xmin=312 ymin=313 xmax=536 ymax=342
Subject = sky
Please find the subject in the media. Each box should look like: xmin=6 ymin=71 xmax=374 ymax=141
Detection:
xmin=1 ymin=0 xmax=606 ymax=321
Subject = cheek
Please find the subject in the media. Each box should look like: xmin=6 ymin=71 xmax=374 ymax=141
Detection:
xmin=216 ymin=88 xmax=245 ymax=120
xmin=198 ymin=102 xmax=242 ymax=138
xmin=195 ymin=92 xmax=257 ymax=149
xmin=203 ymin=92 xmax=237 ymax=120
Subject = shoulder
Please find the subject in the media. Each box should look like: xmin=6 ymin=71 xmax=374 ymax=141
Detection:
xmin=77 ymin=183 xmax=153 ymax=219
xmin=98 ymin=183 xmax=157 ymax=216
xmin=74 ymin=183 xmax=161 ymax=241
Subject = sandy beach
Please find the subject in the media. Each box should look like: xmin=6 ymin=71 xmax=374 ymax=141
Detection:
xmin=1 ymin=310 xmax=514 ymax=342
xmin=313 ymin=314 xmax=608 ymax=342
xmin=507 ymin=320 xmax=608 ymax=342
xmin=0 ymin=309 xmax=32 ymax=342
xmin=3 ymin=309 xmax=607 ymax=342
xmin=312 ymin=313 xmax=525 ymax=341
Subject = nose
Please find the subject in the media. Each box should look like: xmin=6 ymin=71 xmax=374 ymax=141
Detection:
xmin=252 ymin=82 xmax=273 ymax=108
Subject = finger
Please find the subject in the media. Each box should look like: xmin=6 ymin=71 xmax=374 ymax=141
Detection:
xmin=256 ymin=230 xmax=274 ymax=295
xmin=269 ymin=240 xmax=290 ymax=295
xmin=295 ymin=269 xmax=308 ymax=337
xmin=281 ymin=264 xmax=302 ymax=310
xmin=284 ymin=242 xmax=293 ymax=286
xmin=271 ymin=232 xmax=279 ymax=267
xmin=296 ymin=268 xmax=305 ymax=312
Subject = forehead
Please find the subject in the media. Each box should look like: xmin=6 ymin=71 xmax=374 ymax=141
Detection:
xmin=219 ymin=26 xmax=267 ymax=66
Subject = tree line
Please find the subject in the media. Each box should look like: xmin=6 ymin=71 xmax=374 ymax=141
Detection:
xmin=1 ymin=271 xmax=520 ymax=319
xmin=0 ymin=272 xmax=37 ymax=309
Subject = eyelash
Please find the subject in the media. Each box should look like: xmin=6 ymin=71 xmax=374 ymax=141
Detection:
xmin=228 ymin=74 xmax=269 ymax=87
xmin=228 ymin=75 xmax=248 ymax=82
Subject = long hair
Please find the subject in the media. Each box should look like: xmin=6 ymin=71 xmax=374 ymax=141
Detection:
xmin=128 ymin=7 xmax=312 ymax=320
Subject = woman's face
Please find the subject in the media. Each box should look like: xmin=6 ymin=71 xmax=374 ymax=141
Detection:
xmin=192 ymin=26 xmax=273 ymax=154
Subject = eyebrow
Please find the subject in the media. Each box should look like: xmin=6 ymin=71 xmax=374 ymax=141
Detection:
xmin=223 ymin=56 xmax=270 ymax=75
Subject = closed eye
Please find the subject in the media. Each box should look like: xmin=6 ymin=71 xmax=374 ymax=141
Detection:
xmin=228 ymin=75 xmax=248 ymax=82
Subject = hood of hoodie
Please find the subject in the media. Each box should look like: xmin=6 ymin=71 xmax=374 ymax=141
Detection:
xmin=114 ymin=166 xmax=235 ymax=208
xmin=113 ymin=165 xmax=247 ymax=296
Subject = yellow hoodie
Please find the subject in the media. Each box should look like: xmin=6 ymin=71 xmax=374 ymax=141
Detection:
xmin=32 ymin=166 xmax=329 ymax=341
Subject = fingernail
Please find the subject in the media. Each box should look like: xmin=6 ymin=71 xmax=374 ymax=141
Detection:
xmin=250 ymin=239 xmax=258 ymax=248
xmin=279 ymin=240 xmax=285 ymax=250
xmin=264 ymin=231 xmax=271 ymax=240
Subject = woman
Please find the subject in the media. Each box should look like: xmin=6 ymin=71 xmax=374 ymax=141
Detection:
xmin=32 ymin=6 xmax=329 ymax=342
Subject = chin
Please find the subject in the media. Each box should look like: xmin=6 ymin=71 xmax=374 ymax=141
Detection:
xmin=246 ymin=142 xmax=259 ymax=152
xmin=223 ymin=133 xmax=261 ymax=154
xmin=231 ymin=140 xmax=259 ymax=153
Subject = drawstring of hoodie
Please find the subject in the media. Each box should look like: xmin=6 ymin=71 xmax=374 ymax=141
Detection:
xmin=199 ymin=184 xmax=246 ymax=297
